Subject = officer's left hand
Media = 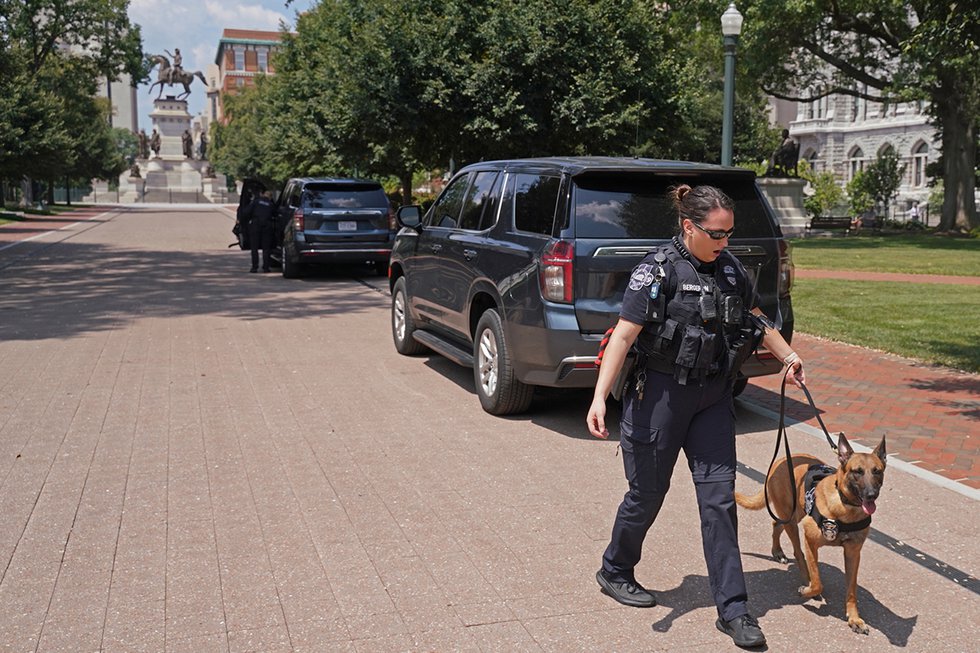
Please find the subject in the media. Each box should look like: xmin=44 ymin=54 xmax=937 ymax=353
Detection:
xmin=787 ymin=358 xmax=805 ymax=387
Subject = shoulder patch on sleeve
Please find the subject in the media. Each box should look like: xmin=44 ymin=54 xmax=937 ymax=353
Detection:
xmin=628 ymin=264 xmax=655 ymax=291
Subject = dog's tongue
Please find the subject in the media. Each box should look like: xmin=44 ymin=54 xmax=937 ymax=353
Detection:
xmin=862 ymin=500 xmax=877 ymax=515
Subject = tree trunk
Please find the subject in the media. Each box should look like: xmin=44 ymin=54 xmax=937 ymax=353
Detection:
xmin=400 ymin=171 xmax=414 ymax=207
xmin=20 ymin=177 xmax=33 ymax=207
xmin=937 ymin=81 xmax=978 ymax=232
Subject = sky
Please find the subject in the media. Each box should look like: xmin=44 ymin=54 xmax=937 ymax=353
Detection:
xmin=128 ymin=0 xmax=316 ymax=129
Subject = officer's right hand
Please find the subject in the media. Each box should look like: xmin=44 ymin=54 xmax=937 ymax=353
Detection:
xmin=587 ymin=397 xmax=609 ymax=439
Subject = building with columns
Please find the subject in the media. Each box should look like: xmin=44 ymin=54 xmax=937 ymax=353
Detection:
xmin=787 ymin=92 xmax=937 ymax=220
xmin=208 ymin=29 xmax=285 ymax=124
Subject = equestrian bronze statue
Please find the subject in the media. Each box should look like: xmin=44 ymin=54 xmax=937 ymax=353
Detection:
xmin=148 ymin=53 xmax=207 ymax=100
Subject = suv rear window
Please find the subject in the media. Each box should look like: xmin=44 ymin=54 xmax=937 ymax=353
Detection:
xmin=302 ymin=183 xmax=388 ymax=209
xmin=570 ymin=173 xmax=775 ymax=239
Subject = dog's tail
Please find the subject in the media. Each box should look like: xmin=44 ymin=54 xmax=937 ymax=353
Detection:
xmin=734 ymin=489 xmax=766 ymax=511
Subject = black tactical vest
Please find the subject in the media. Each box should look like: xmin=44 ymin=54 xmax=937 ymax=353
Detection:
xmin=635 ymin=240 xmax=760 ymax=385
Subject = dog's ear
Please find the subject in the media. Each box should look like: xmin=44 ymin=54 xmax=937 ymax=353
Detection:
xmin=837 ymin=432 xmax=853 ymax=466
xmin=872 ymin=434 xmax=887 ymax=465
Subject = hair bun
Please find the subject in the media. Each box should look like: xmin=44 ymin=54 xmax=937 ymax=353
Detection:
xmin=669 ymin=183 xmax=692 ymax=209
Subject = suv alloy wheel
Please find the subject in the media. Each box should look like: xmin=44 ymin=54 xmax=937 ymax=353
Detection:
xmin=391 ymin=277 xmax=426 ymax=355
xmin=473 ymin=309 xmax=533 ymax=415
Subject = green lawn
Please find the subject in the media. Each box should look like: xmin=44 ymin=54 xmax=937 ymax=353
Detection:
xmin=789 ymin=234 xmax=980 ymax=276
xmin=791 ymin=278 xmax=980 ymax=373
xmin=0 ymin=212 xmax=25 ymax=226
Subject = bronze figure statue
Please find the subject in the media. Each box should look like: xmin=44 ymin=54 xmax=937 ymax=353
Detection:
xmin=163 ymin=48 xmax=183 ymax=84
xmin=766 ymin=129 xmax=800 ymax=178
xmin=137 ymin=129 xmax=148 ymax=159
xmin=150 ymin=129 xmax=161 ymax=156
xmin=148 ymin=53 xmax=207 ymax=100
xmin=181 ymin=129 xmax=193 ymax=158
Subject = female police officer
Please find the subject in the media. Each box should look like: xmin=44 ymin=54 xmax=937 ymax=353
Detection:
xmin=587 ymin=184 xmax=804 ymax=648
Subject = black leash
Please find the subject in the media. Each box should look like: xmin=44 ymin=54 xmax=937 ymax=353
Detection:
xmin=762 ymin=369 xmax=838 ymax=525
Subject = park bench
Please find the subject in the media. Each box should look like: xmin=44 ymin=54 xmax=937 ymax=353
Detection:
xmin=805 ymin=215 xmax=854 ymax=236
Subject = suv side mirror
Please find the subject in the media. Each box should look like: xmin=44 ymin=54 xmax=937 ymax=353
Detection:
xmin=397 ymin=205 xmax=423 ymax=231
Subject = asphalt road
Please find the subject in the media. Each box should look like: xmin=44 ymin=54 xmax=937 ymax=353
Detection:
xmin=0 ymin=207 xmax=976 ymax=652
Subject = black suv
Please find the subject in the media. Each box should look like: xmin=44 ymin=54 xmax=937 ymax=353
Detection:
xmin=388 ymin=157 xmax=794 ymax=415
xmin=273 ymin=177 xmax=395 ymax=277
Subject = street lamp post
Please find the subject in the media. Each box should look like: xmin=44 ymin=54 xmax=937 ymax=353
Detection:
xmin=720 ymin=2 xmax=743 ymax=167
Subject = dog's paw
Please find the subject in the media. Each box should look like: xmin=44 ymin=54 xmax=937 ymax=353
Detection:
xmin=798 ymin=585 xmax=822 ymax=599
xmin=848 ymin=618 xmax=869 ymax=635
xmin=772 ymin=551 xmax=789 ymax=564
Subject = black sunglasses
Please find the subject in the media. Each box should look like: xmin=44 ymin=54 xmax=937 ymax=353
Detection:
xmin=691 ymin=221 xmax=734 ymax=240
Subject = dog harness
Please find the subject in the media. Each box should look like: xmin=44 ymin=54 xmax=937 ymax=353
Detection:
xmin=803 ymin=464 xmax=872 ymax=541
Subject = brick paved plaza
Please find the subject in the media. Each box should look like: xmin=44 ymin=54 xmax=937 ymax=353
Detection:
xmin=0 ymin=207 xmax=976 ymax=652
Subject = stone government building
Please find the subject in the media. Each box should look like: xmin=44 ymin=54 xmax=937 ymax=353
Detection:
xmin=784 ymin=91 xmax=937 ymax=221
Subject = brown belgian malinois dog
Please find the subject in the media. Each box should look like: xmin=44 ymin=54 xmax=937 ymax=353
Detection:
xmin=736 ymin=432 xmax=886 ymax=634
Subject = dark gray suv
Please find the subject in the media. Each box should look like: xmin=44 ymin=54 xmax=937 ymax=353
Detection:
xmin=388 ymin=157 xmax=794 ymax=415
xmin=273 ymin=177 xmax=395 ymax=278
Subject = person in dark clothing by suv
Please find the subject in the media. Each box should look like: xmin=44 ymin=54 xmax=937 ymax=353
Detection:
xmin=243 ymin=189 xmax=276 ymax=273
xmin=587 ymin=184 xmax=805 ymax=649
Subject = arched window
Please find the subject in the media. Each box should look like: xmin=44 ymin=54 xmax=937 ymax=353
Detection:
xmin=878 ymin=144 xmax=895 ymax=158
xmin=802 ymin=148 xmax=819 ymax=172
xmin=912 ymin=141 xmax=929 ymax=187
xmin=849 ymin=146 xmax=865 ymax=181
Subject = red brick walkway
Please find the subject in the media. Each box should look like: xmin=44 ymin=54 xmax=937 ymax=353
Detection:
xmin=762 ymin=268 xmax=980 ymax=490
xmin=796 ymin=268 xmax=980 ymax=285
xmin=0 ymin=206 xmax=112 ymax=247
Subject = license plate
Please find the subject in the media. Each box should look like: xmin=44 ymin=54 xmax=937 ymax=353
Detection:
xmin=338 ymin=220 xmax=357 ymax=232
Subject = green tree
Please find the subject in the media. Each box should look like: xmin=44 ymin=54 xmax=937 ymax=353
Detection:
xmin=0 ymin=0 xmax=143 ymax=200
xmin=210 ymin=80 xmax=291 ymax=188
xmin=797 ymin=160 xmax=845 ymax=217
xmin=846 ymin=151 xmax=906 ymax=218
xmin=736 ymin=0 xmax=979 ymax=232
xmin=212 ymin=0 xmax=779 ymax=192
xmin=660 ymin=6 xmax=781 ymax=164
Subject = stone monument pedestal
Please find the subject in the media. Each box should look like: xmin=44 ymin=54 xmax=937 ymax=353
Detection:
xmin=84 ymin=96 xmax=232 ymax=204
xmin=757 ymin=177 xmax=808 ymax=238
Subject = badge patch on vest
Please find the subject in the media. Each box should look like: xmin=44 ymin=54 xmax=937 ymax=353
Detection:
xmin=628 ymin=264 xmax=655 ymax=291
xmin=723 ymin=265 xmax=737 ymax=287
xmin=681 ymin=283 xmax=708 ymax=292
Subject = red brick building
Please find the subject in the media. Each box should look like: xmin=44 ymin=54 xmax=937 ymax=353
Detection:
xmin=209 ymin=29 xmax=285 ymax=123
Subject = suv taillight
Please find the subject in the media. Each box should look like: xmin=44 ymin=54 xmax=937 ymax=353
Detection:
xmin=539 ymin=240 xmax=574 ymax=303
xmin=388 ymin=206 xmax=397 ymax=230
xmin=778 ymin=239 xmax=794 ymax=297
xmin=293 ymin=207 xmax=305 ymax=232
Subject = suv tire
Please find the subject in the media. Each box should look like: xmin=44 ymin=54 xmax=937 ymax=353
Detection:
xmin=473 ymin=309 xmax=533 ymax=415
xmin=391 ymin=277 xmax=427 ymax=355
xmin=282 ymin=247 xmax=304 ymax=279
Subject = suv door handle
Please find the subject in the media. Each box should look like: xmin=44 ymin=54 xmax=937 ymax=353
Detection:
xmin=463 ymin=249 xmax=477 ymax=261
xmin=431 ymin=244 xmax=442 ymax=253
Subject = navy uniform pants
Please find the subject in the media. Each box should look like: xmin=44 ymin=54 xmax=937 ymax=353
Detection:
xmin=249 ymin=220 xmax=274 ymax=271
xmin=601 ymin=369 xmax=749 ymax=622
